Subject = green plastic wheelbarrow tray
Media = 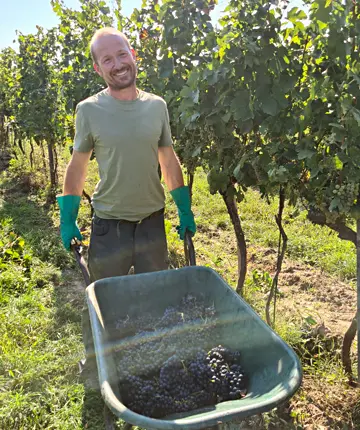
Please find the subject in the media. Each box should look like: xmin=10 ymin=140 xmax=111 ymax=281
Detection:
xmin=85 ymin=265 xmax=302 ymax=430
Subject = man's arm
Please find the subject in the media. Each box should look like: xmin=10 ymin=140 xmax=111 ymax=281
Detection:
xmin=63 ymin=149 xmax=93 ymax=196
xmin=158 ymin=146 xmax=184 ymax=191
xmin=158 ymin=146 xmax=196 ymax=240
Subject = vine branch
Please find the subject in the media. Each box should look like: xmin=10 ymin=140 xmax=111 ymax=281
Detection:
xmin=266 ymin=186 xmax=288 ymax=327
xmin=307 ymin=209 xmax=356 ymax=245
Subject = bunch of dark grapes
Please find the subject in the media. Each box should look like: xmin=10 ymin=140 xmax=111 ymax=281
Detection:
xmin=189 ymin=346 xmax=247 ymax=402
xmin=157 ymin=306 xmax=185 ymax=329
xmin=188 ymin=350 xmax=213 ymax=387
xmin=115 ymin=319 xmax=222 ymax=380
xmin=115 ymin=334 xmax=177 ymax=379
xmin=206 ymin=346 xmax=247 ymax=401
xmin=114 ymin=293 xmax=247 ymax=419
xmin=114 ymin=313 xmax=158 ymax=337
xmin=121 ymin=373 xmax=174 ymax=418
xmin=119 ymin=345 xmax=247 ymax=418
xmin=159 ymin=355 xmax=202 ymax=400
xmin=178 ymin=294 xmax=217 ymax=322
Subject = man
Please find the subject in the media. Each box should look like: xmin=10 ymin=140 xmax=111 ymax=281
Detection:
xmin=56 ymin=27 xmax=196 ymax=383
xmin=57 ymin=27 xmax=196 ymax=276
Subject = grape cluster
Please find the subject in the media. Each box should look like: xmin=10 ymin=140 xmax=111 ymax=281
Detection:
xmin=113 ymin=294 xmax=216 ymax=338
xmin=202 ymin=346 xmax=246 ymax=401
xmin=113 ymin=293 xmax=248 ymax=419
xmin=115 ymin=313 xmax=158 ymax=337
xmin=158 ymin=306 xmax=185 ymax=328
xmin=332 ymin=182 xmax=359 ymax=213
xmin=160 ymin=355 xmax=202 ymax=400
xmin=313 ymin=181 xmax=360 ymax=224
xmin=190 ymin=346 xmax=247 ymax=402
xmin=188 ymin=350 xmax=212 ymax=387
xmin=118 ymin=345 xmax=247 ymax=418
xmin=115 ymin=320 xmax=221 ymax=379
xmin=156 ymin=294 xmax=217 ymax=330
xmin=114 ymin=294 xmax=220 ymax=379
xmin=121 ymin=373 xmax=175 ymax=418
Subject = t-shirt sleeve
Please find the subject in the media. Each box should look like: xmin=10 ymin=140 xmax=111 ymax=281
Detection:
xmin=73 ymin=103 xmax=94 ymax=152
xmin=158 ymin=102 xmax=173 ymax=147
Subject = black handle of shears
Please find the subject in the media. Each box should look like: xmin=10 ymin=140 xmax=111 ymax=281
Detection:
xmin=70 ymin=238 xmax=91 ymax=287
xmin=184 ymin=230 xmax=196 ymax=266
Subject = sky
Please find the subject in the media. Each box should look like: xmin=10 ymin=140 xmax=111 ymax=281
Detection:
xmin=0 ymin=0 xmax=305 ymax=51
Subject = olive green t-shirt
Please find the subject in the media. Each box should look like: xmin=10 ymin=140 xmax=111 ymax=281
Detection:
xmin=73 ymin=89 xmax=173 ymax=221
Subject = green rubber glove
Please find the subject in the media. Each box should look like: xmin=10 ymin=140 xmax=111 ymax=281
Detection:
xmin=56 ymin=195 xmax=83 ymax=250
xmin=170 ymin=185 xmax=196 ymax=240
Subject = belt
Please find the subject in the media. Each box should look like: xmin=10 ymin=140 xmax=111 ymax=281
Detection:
xmin=120 ymin=207 xmax=165 ymax=224
xmin=95 ymin=208 xmax=165 ymax=225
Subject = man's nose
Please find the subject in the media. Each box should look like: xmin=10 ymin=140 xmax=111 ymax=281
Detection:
xmin=114 ymin=56 xmax=124 ymax=69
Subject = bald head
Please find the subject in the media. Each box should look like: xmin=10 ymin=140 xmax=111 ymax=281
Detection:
xmin=91 ymin=27 xmax=137 ymax=92
xmin=90 ymin=27 xmax=131 ymax=64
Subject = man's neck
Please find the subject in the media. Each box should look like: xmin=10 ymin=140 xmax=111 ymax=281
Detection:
xmin=107 ymin=85 xmax=138 ymax=101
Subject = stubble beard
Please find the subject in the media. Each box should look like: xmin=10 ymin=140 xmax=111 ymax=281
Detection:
xmin=107 ymin=65 xmax=137 ymax=91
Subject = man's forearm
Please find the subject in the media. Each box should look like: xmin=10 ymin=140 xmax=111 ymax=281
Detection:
xmin=63 ymin=164 xmax=86 ymax=195
xmin=164 ymin=161 xmax=184 ymax=191
xmin=159 ymin=146 xmax=184 ymax=191
xmin=62 ymin=150 xmax=91 ymax=195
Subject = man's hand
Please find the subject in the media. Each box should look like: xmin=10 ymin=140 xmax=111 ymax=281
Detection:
xmin=170 ymin=185 xmax=196 ymax=240
xmin=158 ymin=146 xmax=196 ymax=240
xmin=57 ymin=149 xmax=92 ymax=250
xmin=56 ymin=195 xmax=83 ymax=250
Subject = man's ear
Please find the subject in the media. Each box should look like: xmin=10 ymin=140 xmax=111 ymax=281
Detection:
xmin=93 ymin=62 xmax=102 ymax=77
xmin=131 ymin=48 xmax=137 ymax=60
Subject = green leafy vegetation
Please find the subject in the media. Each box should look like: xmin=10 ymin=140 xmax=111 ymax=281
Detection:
xmin=1 ymin=0 xmax=360 ymax=427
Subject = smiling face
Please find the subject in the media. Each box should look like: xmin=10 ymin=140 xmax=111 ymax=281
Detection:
xmin=92 ymin=33 xmax=137 ymax=91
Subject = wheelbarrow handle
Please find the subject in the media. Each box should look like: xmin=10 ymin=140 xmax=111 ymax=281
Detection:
xmin=184 ymin=230 xmax=196 ymax=266
xmin=71 ymin=238 xmax=91 ymax=287
xmin=71 ymin=229 xmax=195 ymax=283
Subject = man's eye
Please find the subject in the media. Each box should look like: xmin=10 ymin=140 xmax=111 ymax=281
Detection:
xmin=104 ymin=58 xmax=110 ymax=63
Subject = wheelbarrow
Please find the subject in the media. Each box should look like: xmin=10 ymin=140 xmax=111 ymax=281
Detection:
xmin=72 ymin=233 xmax=302 ymax=430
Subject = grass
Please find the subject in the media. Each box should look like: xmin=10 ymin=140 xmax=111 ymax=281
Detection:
xmin=0 ymin=191 xmax=85 ymax=428
xmin=238 ymin=189 xmax=356 ymax=281
xmin=0 ymin=148 xmax=359 ymax=429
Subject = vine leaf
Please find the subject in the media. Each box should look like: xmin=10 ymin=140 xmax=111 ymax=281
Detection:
xmin=262 ymin=97 xmax=278 ymax=116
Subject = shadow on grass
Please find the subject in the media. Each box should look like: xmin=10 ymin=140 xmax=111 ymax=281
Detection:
xmin=81 ymin=388 xmax=130 ymax=430
xmin=0 ymin=184 xmax=83 ymax=356
xmin=0 ymin=190 xmax=73 ymax=268
xmin=0 ymin=184 xmax=115 ymax=428
xmin=168 ymin=248 xmax=187 ymax=269
xmin=82 ymin=387 xmax=109 ymax=430
xmin=50 ymin=263 xmax=125 ymax=429
xmin=50 ymin=272 xmax=118 ymax=429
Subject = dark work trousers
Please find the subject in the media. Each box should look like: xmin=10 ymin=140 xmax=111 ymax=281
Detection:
xmin=82 ymin=208 xmax=169 ymax=370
